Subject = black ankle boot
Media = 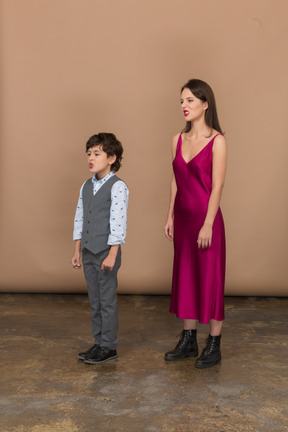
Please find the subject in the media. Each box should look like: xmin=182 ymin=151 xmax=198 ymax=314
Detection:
xmin=195 ymin=334 xmax=221 ymax=369
xmin=164 ymin=329 xmax=198 ymax=361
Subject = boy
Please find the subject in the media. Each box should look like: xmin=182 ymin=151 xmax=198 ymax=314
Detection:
xmin=71 ymin=133 xmax=129 ymax=364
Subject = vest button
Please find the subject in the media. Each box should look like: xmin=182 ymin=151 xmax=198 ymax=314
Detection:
xmin=86 ymin=231 xmax=89 ymax=234
xmin=85 ymin=241 xmax=87 ymax=244
xmin=87 ymin=221 xmax=90 ymax=224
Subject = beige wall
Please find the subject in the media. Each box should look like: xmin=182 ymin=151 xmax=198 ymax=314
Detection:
xmin=0 ymin=0 xmax=287 ymax=295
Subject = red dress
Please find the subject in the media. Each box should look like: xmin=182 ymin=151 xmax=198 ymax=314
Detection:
xmin=169 ymin=133 xmax=226 ymax=324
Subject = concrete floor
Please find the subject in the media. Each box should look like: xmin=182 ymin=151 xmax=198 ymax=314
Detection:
xmin=0 ymin=294 xmax=287 ymax=432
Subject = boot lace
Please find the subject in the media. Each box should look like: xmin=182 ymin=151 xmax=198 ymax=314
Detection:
xmin=175 ymin=330 xmax=190 ymax=350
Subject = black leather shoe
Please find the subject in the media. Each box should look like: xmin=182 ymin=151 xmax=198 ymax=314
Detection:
xmin=84 ymin=346 xmax=118 ymax=364
xmin=164 ymin=329 xmax=198 ymax=361
xmin=78 ymin=344 xmax=100 ymax=361
xmin=195 ymin=334 xmax=221 ymax=369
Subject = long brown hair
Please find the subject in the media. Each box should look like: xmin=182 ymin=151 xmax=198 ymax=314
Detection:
xmin=181 ymin=79 xmax=223 ymax=134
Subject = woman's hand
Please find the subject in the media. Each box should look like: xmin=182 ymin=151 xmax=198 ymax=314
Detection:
xmin=197 ymin=223 xmax=212 ymax=249
xmin=165 ymin=217 xmax=174 ymax=241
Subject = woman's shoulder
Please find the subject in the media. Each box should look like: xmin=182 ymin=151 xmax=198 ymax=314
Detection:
xmin=173 ymin=132 xmax=181 ymax=141
xmin=171 ymin=133 xmax=181 ymax=158
xmin=212 ymin=131 xmax=227 ymax=155
xmin=172 ymin=132 xmax=181 ymax=146
xmin=211 ymin=129 xmax=225 ymax=142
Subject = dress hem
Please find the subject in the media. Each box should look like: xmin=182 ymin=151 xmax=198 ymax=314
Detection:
xmin=169 ymin=310 xmax=225 ymax=325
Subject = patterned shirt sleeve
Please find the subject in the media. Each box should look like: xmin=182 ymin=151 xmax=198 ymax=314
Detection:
xmin=108 ymin=180 xmax=129 ymax=245
xmin=73 ymin=182 xmax=85 ymax=240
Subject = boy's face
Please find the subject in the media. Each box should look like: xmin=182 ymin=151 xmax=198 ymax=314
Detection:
xmin=87 ymin=145 xmax=116 ymax=179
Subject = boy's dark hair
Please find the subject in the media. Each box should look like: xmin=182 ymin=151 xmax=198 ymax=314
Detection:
xmin=86 ymin=132 xmax=123 ymax=172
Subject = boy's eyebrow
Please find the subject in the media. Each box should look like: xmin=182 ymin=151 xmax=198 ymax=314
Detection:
xmin=87 ymin=148 xmax=102 ymax=153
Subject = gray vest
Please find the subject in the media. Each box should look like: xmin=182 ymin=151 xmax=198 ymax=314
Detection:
xmin=81 ymin=175 xmax=121 ymax=255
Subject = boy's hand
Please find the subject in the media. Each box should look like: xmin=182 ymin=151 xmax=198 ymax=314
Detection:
xmin=101 ymin=255 xmax=116 ymax=272
xmin=71 ymin=252 xmax=82 ymax=269
xmin=101 ymin=245 xmax=119 ymax=271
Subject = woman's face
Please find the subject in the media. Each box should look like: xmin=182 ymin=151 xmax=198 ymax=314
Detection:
xmin=180 ymin=88 xmax=208 ymax=122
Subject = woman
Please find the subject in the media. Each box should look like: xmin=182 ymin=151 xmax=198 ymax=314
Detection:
xmin=164 ymin=79 xmax=227 ymax=368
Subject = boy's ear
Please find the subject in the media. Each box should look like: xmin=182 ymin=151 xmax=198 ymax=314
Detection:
xmin=109 ymin=154 xmax=117 ymax=165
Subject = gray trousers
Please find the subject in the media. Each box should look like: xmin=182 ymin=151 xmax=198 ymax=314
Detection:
xmin=82 ymin=247 xmax=121 ymax=350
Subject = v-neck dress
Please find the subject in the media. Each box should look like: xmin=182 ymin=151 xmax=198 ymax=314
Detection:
xmin=169 ymin=133 xmax=226 ymax=323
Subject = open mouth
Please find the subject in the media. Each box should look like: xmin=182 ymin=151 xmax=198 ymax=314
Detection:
xmin=89 ymin=163 xmax=94 ymax=168
xmin=183 ymin=110 xmax=189 ymax=117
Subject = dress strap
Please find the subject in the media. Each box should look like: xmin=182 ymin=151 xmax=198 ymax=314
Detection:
xmin=176 ymin=132 xmax=182 ymax=154
xmin=209 ymin=133 xmax=223 ymax=149
xmin=211 ymin=133 xmax=222 ymax=142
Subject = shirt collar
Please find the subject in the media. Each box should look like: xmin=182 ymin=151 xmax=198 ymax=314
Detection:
xmin=92 ymin=171 xmax=115 ymax=185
